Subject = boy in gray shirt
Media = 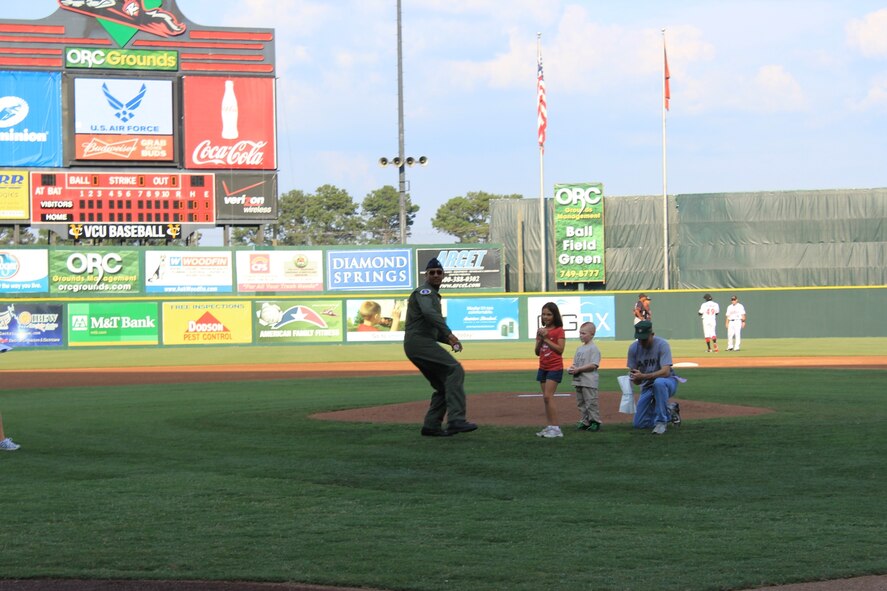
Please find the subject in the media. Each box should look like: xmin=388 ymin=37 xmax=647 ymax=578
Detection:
xmin=567 ymin=322 xmax=602 ymax=431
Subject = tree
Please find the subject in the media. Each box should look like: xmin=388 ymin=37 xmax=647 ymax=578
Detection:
xmin=362 ymin=185 xmax=419 ymax=244
xmin=0 ymin=226 xmax=37 ymax=245
xmin=271 ymin=185 xmax=364 ymax=246
xmin=432 ymin=191 xmax=523 ymax=243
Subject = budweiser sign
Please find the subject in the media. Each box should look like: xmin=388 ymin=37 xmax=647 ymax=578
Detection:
xmin=74 ymin=134 xmax=174 ymax=161
xmin=183 ymin=76 xmax=277 ymax=170
xmin=81 ymin=137 xmax=139 ymax=159
xmin=191 ymin=140 xmax=268 ymax=166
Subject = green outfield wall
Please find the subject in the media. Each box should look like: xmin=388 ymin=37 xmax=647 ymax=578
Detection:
xmin=609 ymin=286 xmax=884 ymax=341
xmin=2 ymin=286 xmax=882 ymax=349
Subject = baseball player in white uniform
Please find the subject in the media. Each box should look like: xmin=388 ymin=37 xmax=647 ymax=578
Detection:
xmin=725 ymin=295 xmax=747 ymax=351
xmin=698 ymin=294 xmax=720 ymax=352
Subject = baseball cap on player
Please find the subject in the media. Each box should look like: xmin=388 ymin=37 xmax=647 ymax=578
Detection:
xmin=703 ymin=293 xmax=712 ymax=301
xmin=634 ymin=320 xmax=653 ymax=339
xmin=425 ymin=257 xmax=444 ymax=270
xmin=639 ymin=293 xmax=650 ymax=301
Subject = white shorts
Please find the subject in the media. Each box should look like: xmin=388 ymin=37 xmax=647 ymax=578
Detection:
xmin=702 ymin=321 xmax=717 ymax=339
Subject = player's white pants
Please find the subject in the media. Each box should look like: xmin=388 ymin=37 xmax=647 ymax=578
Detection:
xmin=728 ymin=320 xmax=742 ymax=349
xmin=702 ymin=320 xmax=717 ymax=339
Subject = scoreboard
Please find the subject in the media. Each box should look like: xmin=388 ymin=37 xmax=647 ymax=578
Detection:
xmin=30 ymin=171 xmax=215 ymax=224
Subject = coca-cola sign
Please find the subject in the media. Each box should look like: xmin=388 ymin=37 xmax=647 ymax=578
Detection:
xmin=192 ymin=140 xmax=268 ymax=167
xmin=183 ymin=76 xmax=276 ymax=170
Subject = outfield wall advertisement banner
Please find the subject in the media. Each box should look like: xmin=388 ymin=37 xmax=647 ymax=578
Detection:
xmin=145 ymin=250 xmax=233 ymax=293
xmin=0 ymin=170 xmax=28 ymax=221
xmin=526 ymin=295 xmax=615 ymax=339
xmin=326 ymin=249 xmax=412 ymax=291
xmin=0 ymin=250 xmax=49 ymax=294
xmin=162 ymin=301 xmax=252 ymax=345
xmin=235 ymin=250 xmax=323 ymax=292
xmin=416 ymin=248 xmax=503 ymax=290
xmin=444 ymin=297 xmax=519 ymax=340
xmin=0 ymin=71 xmax=63 ymax=167
xmin=255 ymin=300 xmax=342 ymax=343
xmin=50 ymin=249 xmax=140 ymax=295
xmin=553 ymin=183 xmax=605 ymax=283
xmin=0 ymin=302 xmax=63 ymax=347
xmin=68 ymin=301 xmax=159 ymax=346
xmin=344 ymin=298 xmax=407 ymax=342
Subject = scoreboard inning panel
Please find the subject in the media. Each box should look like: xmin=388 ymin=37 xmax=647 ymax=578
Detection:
xmin=30 ymin=172 xmax=216 ymax=224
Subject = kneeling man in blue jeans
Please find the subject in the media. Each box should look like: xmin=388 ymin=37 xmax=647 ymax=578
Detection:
xmin=627 ymin=320 xmax=681 ymax=435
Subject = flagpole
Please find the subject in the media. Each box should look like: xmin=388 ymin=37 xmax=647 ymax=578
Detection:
xmin=537 ymin=33 xmax=547 ymax=292
xmin=661 ymin=29 xmax=670 ymax=290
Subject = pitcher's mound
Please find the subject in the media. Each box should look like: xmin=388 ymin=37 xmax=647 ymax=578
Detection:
xmin=312 ymin=391 xmax=772 ymax=425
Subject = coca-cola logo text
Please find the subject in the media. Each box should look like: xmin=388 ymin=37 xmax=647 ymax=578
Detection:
xmin=191 ymin=140 xmax=267 ymax=166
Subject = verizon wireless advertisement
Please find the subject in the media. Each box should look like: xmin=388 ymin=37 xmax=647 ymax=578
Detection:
xmin=214 ymin=172 xmax=278 ymax=222
xmin=182 ymin=76 xmax=276 ymax=170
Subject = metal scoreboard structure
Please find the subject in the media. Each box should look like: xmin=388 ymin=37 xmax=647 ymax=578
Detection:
xmin=0 ymin=0 xmax=278 ymax=241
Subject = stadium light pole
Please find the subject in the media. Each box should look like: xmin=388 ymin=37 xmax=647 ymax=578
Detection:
xmin=396 ymin=0 xmax=406 ymax=243
xmin=376 ymin=0 xmax=427 ymax=244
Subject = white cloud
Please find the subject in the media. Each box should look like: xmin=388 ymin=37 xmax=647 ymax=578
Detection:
xmin=750 ymin=64 xmax=808 ymax=112
xmin=852 ymin=74 xmax=887 ymax=110
xmin=846 ymin=8 xmax=887 ymax=58
xmin=424 ymin=3 xmax=715 ymax=104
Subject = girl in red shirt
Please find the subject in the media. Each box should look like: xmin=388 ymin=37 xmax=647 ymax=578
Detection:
xmin=534 ymin=302 xmax=566 ymax=438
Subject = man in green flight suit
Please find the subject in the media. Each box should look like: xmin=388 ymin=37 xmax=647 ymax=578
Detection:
xmin=404 ymin=257 xmax=478 ymax=437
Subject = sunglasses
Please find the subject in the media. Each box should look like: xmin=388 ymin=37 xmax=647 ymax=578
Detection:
xmin=427 ymin=269 xmax=444 ymax=276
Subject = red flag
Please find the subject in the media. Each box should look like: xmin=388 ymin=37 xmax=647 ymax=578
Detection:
xmin=537 ymin=54 xmax=547 ymax=151
xmin=664 ymin=45 xmax=671 ymax=111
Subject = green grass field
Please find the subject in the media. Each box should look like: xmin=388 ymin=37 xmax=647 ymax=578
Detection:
xmin=1 ymin=341 xmax=885 ymax=590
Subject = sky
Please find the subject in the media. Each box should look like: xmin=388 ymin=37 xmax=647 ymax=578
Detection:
xmin=7 ymin=1 xmax=887 ymax=244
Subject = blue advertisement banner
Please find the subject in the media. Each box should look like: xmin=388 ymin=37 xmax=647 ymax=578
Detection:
xmin=526 ymin=295 xmax=616 ymax=339
xmin=0 ymin=250 xmax=49 ymax=293
xmin=326 ymin=249 xmax=412 ymax=291
xmin=445 ymin=297 xmax=519 ymax=340
xmin=0 ymin=302 xmax=63 ymax=347
xmin=0 ymin=71 xmax=63 ymax=167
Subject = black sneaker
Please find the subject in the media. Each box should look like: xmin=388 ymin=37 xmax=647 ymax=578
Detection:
xmin=421 ymin=427 xmax=452 ymax=437
xmin=446 ymin=420 xmax=478 ymax=434
xmin=668 ymin=402 xmax=681 ymax=426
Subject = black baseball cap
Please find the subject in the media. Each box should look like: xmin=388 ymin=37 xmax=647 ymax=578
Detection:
xmin=634 ymin=320 xmax=653 ymax=339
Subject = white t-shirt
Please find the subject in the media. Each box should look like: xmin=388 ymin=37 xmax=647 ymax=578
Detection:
xmin=726 ymin=302 xmax=746 ymax=321
xmin=698 ymin=301 xmax=719 ymax=324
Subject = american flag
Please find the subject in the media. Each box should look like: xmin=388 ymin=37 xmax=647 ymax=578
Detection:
xmin=537 ymin=54 xmax=547 ymax=152
xmin=664 ymin=44 xmax=671 ymax=111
